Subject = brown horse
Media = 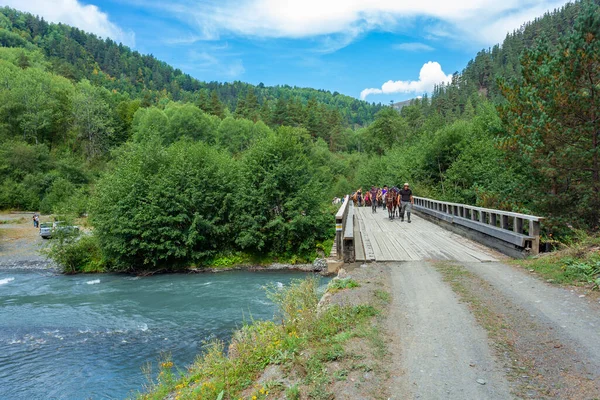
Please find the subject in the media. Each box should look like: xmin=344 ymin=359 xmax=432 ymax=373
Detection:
xmin=386 ymin=189 xmax=399 ymax=220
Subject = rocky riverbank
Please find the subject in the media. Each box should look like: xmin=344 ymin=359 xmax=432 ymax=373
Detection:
xmin=188 ymin=258 xmax=330 ymax=275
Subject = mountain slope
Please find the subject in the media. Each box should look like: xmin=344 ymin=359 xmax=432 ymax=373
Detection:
xmin=0 ymin=6 xmax=383 ymax=126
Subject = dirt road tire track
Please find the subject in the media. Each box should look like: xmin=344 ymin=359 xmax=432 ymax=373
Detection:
xmin=386 ymin=261 xmax=512 ymax=399
xmin=453 ymin=261 xmax=600 ymax=399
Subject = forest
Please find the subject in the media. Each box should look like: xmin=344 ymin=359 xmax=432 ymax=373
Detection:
xmin=0 ymin=1 xmax=599 ymax=272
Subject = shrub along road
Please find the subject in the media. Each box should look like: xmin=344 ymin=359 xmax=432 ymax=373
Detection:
xmin=382 ymin=259 xmax=600 ymax=399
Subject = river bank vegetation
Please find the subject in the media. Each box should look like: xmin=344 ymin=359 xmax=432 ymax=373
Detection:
xmin=1 ymin=1 xmax=600 ymax=274
xmin=138 ymin=270 xmax=391 ymax=400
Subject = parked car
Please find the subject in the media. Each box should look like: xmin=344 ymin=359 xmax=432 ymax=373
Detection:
xmin=39 ymin=221 xmax=79 ymax=239
xmin=39 ymin=222 xmax=53 ymax=239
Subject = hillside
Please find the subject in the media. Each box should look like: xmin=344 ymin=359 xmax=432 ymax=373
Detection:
xmin=428 ymin=1 xmax=583 ymax=117
xmin=392 ymin=99 xmax=414 ymax=111
xmin=0 ymin=6 xmax=383 ymax=127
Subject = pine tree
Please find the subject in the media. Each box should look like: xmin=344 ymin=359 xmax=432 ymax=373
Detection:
xmin=462 ymin=98 xmax=475 ymax=120
xmin=500 ymin=0 xmax=600 ymax=229
xmin=195 ymin=90 xmax=209 ymax=113
xmin=16 ymin=51 xmax=30 ymax=69
xmin=209 ymin=90 xmax=224 ymax=118
xmin=271 ymin=98 xmax=289 ymax=126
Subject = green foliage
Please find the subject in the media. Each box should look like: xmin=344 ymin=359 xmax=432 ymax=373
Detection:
xmin=216 ymin=117 xmax=270 ymax=154
xmin=500 ymin=0 xmax=600 ymax=230
xmin=205 ymin=252 xmax=249 ymax=268
xmin=234 ymin=127 xmax=333 ymax=257
xmin=164 ymin=103 xmax=219 ymax=144
xmin=328 ymin=278 xmax=360 ymax=292
xmin=374 ymin=289 xmax=392 ymax=303
xmin=43 ymin=233 xmax=104 ymax=274
xmin=71 ymin=80 xmax=116 ymax=159
xmin=563 ymin=259 xmax=600 ymax=288
xmin=363 ymin=107 xmax=409 ymax=155
xmin=39 ymin=177 xmax=75 ymax=214
xmin=285 ymin=384 xmax=300 ymax=399
xmin=515 ymin=233 xmax=600 ymax=287
xmin=91 ymin=139 xmax=237 ymax=272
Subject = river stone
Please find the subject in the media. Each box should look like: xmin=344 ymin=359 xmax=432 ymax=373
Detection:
xmin=313 ymin=258 xmax=327 ymax=271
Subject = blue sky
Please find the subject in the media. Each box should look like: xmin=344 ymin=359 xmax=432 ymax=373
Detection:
xmin=3 ymin=0 xmax=572 ymax=103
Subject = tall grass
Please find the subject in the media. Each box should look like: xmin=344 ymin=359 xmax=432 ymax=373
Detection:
xmin=137 ymin=277 xmax=377 ymax=400
xmin=516 ymin=232 xmax=600 ymax=289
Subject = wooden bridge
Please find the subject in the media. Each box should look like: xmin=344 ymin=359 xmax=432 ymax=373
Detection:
xmin=333 ymin=195 xmax=543 ymax=264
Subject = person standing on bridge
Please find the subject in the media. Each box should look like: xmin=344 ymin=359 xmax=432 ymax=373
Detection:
xmin=399 ymin=183 xmax=414 ymax=223
xmin=370 ymin=186 xmax=378 ymax=213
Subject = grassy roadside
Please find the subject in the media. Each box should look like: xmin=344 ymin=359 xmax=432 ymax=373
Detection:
xmin=512 ymin=234 xmax=600 ymax=289
xmin=434 ymin=261 xmax=600 ymax=398
xmin=433 ymin=262 xmax=548 ymax=398
xmin=136 ymin=270 xmax=391 ymax=400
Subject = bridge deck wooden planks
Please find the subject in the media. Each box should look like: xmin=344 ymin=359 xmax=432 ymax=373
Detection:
xmin=354 ymin=207 xmax=496 ymax=263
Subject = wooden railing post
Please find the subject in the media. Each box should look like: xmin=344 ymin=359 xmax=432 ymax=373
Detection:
xmin=500 ymin=215 xmax=509 ymax=229
xmin=335 ymin=195 xmax=350 ymax=260
xmin=529 ymin=220 xmax=540 ymax=255
xmin=514 ymin=217 xmax=523 ymax=235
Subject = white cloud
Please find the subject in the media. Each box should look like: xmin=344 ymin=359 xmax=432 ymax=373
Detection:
xmin=1 ymin=0 xmax=135 ymax=46
xmin=178 ymin=49 xmax=245 ymax=79
xmin=360 ymin=61 xmax=452 ymax=100
xmin=393 ymin=42 xmax=435 ymax=52
xmin=145 ymin=0 xmax=569 ymax=47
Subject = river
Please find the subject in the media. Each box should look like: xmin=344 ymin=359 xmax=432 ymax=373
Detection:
xmin=0 ymin=268 xmax=323 ymax=399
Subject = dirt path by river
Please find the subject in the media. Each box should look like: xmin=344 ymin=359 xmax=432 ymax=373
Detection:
xmin=382 ymin=260 xmax=600 ymax=399
xmin=0 ymin=212 xmax=50 ymax=269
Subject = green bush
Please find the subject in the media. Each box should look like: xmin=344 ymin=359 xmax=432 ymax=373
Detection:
xmin=44 ymin=233 xmax=104 ymax=274
xmin=234 ymin=127 xmax=332 ymax=257
xmin=90 ymin=139 xmax=238 ymax=272
xmin=0 ymin=178 xmax=40 ymax=210
xmin=39 ymin=177 xmax=76 ymax=214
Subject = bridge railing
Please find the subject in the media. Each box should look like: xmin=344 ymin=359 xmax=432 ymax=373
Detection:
xmin=335 ymin=195 xmax=354 ymax=262
xmin=413 ymin=196 xmax=543 ymax=255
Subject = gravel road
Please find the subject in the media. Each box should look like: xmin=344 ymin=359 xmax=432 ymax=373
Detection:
xmin=384 ymin=259 xmax=600 ymax=399
xmin=386 ymin=261 xmax=512 ymax=399
xmin=462 ymin=261 xmax=600 ymax=372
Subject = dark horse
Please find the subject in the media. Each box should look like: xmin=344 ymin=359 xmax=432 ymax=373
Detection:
xmin=386 ymin=189 xmax=399 ymax=220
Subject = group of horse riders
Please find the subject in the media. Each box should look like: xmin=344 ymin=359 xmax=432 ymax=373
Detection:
xmin=352 ymin=183 xmax=414 ymax=222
